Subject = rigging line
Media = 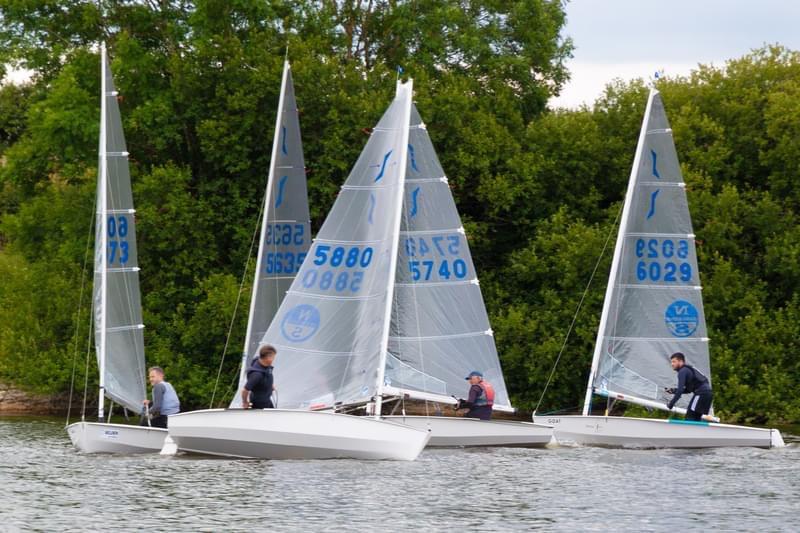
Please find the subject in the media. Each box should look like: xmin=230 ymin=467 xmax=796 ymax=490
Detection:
xmin=210 ymin=188 xmax=267 ymax=408
xmin=81 ymin=310 xmax=94 ymax=421
xmin=533 ymin=202 xmax=624 ymax=415
xmin=67 ymin=195 xmax=97 ymax=427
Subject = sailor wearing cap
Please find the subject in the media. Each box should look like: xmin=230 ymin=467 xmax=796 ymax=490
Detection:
xmin=455 ymin=370 xmax=495 ymax=420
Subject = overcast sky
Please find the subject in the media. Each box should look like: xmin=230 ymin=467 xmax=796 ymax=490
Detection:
xmin=551 ymin=0 xmax=800 ymax=108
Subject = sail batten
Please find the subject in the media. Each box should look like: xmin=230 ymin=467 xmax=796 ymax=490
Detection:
xmin=583 ymin=89 xmax=710 ymax=413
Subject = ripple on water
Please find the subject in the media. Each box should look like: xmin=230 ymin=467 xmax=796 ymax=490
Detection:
xmin=1 ymin=418 xmax=798 ymax=531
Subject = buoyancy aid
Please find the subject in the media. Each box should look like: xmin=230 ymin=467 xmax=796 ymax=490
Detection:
xmin=474 ymin=381 xmax=495 ymax=407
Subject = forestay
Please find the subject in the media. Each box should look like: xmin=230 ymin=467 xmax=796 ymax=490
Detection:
xmin=259 ymin=81 xmax=413 ymax=409
xmin=384 ymin=105 xmax=512 ymax=409
xmin=94 ymin=43 xmax=147 ymax=414
xmin=231 ymin=61 xmax=310 ymax=407
xmin=585 ymin=89 xmax=709 ymax=412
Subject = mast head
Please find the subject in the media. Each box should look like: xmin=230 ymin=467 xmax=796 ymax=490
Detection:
xmin=395 ymin=78 xmax=414 ymax=100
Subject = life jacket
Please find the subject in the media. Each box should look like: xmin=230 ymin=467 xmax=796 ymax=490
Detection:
xmin=683 ymin=364 xmax=710 ymax=393
xmin=474 ymin=381 xmax=495 ymax=407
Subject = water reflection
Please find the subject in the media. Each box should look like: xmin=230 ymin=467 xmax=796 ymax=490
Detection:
xmin=1 ymin=417 xmax=797 ymax=531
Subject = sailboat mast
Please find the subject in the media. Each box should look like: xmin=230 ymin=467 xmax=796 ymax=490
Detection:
xmin=238 ymin=60 xmax=291 ymax=388
xmin=581 ymin=88 xmax=657 ymax=416
xmin=374 ymin=79 xmax=413 ymax=418
xmin=98 ymin=42 xmax=109 ymax=421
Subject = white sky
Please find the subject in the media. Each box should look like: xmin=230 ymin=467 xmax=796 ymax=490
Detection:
xmin=551 ymin=0 xmax=800 ymax=108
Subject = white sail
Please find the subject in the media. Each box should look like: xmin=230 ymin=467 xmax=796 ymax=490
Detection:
xmin=93 ymin=43 xmax=147 ymax=416
xmin=258 ymin=81 xmax=414 ymax=410
xmin=384 ymin=105 xmax=512 ymax=409
xmin=231 ymin=61 xmax=310 ymax=407
xmin=583 ymin=89 xmax=710 ymax=414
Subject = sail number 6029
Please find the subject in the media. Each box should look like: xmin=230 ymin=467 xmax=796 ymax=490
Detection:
xmin=634 ymin=238 xmax=692 ymax=282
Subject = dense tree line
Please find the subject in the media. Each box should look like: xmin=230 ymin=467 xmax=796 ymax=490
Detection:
xmin=1 ymin=2 xmax=797 ymax=424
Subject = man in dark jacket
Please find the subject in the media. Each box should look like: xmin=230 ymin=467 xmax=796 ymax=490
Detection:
xmin=665 ymin=352 xmax=713 ymax=421
xmin=241 ymin=345 xmax=277 ymax=409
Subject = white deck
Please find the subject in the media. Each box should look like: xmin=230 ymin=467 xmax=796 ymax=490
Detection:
xmin=67 ymin=421 xmax=168 ymax=454
xmin=383 ymin=415 xmax=553 ymax=447
xmin=167 ymin=409 xmax=431 ymax=460
xmin=534 ymin=415 xmax=785 ymax=449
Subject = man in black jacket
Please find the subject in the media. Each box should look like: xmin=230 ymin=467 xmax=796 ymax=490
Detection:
xmin=241 ymin=345 xmax=277 ymax=409
xmin=665 ymin=352 xmax=712 ymax=421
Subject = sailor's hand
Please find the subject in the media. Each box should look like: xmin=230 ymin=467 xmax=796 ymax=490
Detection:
xmin=273 ymin=385 xmax=277 ymax=391
xmin=242 ymin=402 xmax=251 ymax=409
xmin=143 ymin=399 xmax=151 ymax=406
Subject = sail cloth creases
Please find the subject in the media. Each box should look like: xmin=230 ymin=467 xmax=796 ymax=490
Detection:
xmin=253 ymin=81 xmax=414 ymax=410
xmin=385 ymin=104 xmax=512 ymax=409
xmin=94 ymin=45 xmax=148 ymax=414
xmin=589 ymin=89 xmax=711 ymax=409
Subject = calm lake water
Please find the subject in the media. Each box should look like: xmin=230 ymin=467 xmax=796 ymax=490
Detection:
xmin=1 ymin=417 xmax=798 ymax=531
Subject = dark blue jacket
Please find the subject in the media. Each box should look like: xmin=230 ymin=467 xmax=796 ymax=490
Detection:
xmin=668 ymin=364 xmax=711 ymax=409
xmin=245 ymin=358 xmax=274 ymax=406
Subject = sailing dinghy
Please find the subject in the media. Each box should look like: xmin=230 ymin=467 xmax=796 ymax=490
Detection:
xmin=67 ymin=43 xmax=167 ymax=453
xmin=534 ymin=89 xmax=785 ymax=449
xmin=168 ymin=77 xmax=430 ymax=460
xmin=380 ymin=105 xmax=552 ymax=447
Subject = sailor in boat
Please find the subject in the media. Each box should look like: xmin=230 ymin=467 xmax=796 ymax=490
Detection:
xmin=665 ymin=352 xmax=713 ymax=421
xmin=141 ymin=366 xmax=181 ymax=428
xmin=455 ymin=371 xmax=495 ymax=420
xmin=241 ymin=345 xmax=277 ymax=409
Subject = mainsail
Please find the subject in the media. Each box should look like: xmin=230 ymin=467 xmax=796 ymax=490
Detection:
xmin=94 ymin=43 xmax=147 ymax=416
xmin=231 ymin=61 xmax=310 ymax=407
xmin=260 ymin=81 xmax=413 ymax=409
xmin=583 ymin=88 xmax=710 ymax=414
xmin=383 ymin=105 xmax=512 ymax=409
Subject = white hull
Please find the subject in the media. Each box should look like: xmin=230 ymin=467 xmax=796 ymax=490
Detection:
xmin=67 ymin=421 xmax=168 ymax=454
xmin=383 ymin=415 xmax=553 ymax=447
xmin=534 ymin=415 xmax=785 ymax=449
xmin=168 ymin=409 xmax=431 ymax=460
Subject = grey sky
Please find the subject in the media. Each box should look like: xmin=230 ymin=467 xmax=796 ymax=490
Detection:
xmin=552 ymin=0 xmax=800 ymax=107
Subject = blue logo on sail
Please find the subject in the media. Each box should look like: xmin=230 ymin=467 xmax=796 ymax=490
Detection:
xmin=275 ymin=175 xmax=288 ymax=208
xmin=646 ymin=189 xmax=660 ymax=219
xmin=651 ymin=149 xmax=660 ymax=179
xmin=408 ymin=144 xmax=419 ymax=172
xmin=374 ymin=150 xmax=393 ymax=182
xmin=410 ymin=187 xmax=420 ymax=218
xmin=665 ymin=300 xmax=698 ymax=337
xmin=368 ymin=193 xmax=376 ymax=224
xmin=281 ymin=304 xmax=321 ymax=342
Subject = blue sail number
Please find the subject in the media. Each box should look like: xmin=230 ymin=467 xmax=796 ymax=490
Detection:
xmin=300 ymin=245 xmax=373 ymax=293
xmin=634 ymin=238 xmax=692 ymax=282
xmin=404 ymin=234 xmax=467 ymax=281
xmin=107 ymin=215 xmax=130 ymax=265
